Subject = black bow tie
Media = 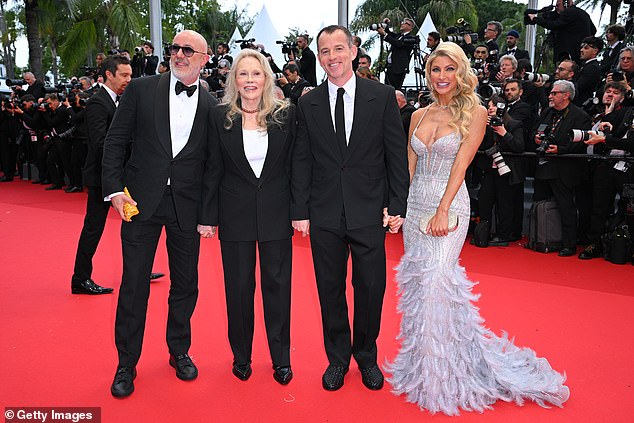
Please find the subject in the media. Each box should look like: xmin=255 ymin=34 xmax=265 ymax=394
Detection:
xmin=175 ymin=81 xmax=197 ymax=97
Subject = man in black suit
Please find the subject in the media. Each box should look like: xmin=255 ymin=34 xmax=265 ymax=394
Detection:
xmin=17 ymin=72 xmax=46 ymax=102
xmin=503 ymin=30 xmax=529 ymax=61
xmin=527 ymin=0 xmax=596 ymax=64
xmin=395 ymin=89 xmax=415 ymax=137
xmin=278 ymin=63 xmax=311 ymax=104
xmin=131 ymin=41 xmax=159 ymax=78
xmin=532 ymin=80 xmax=591 ymax=256
xmin=102 ymin=30 xmax=218 ymax=398
xmin=292 ymin=25 xmax=409 ymax=392
xmin=600 ymin=24 xmax=625 ymax=76
xmin=377 ymin=18 xmax=418 ymax=90
xmin=464 ymin=21 xmax=502 ymax=60
xmin=70 ymin=56 xmax=132 ymax=295
xmin=297 ymin=34 xmax=317 ymax=86
xmin=575 ymin=36 xmax=603 ymax=107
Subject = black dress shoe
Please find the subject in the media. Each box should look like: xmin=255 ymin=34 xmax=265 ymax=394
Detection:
xmin=71 ymin=278 xmax=113 ymax=295
xmin=322 ymin=364 xmax=348 ymax=391
xmin=31 ymin=179 xmax=41 ymax=184
xmin=488 ymin=237 xmax=510 ymax=247
xmin=111 ymin=366 xmax=136 ymax=398
xmin=39 ymin=179 xmax=50 ymax=185
xmin=0 ymin=176 xmax=13 ymax=182
xmin=45 ymin=184 xmax=63 ymax=190
xmin=273 ymin=365 xmax=293 ymax=385
xmin=169 ymin=354 xmax=198 ymax=381
xmin=360 ymin=364 xmax=384 ymax=390
xmin=558 ymin=247 xmax=576 ymax=257
xmin=64 ymin=186 xmax=83 ymax=193
xmin=578 ymin=244 xmax=601 ymax=260
xmin=232 ymin=362 xmax=252 ymax=381
xmin=149 ymin=272 xmax=165 ymax=280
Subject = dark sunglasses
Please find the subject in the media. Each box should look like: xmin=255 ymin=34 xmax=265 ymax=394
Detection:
xmin=168 ymin=44 xmax=205 ymax=58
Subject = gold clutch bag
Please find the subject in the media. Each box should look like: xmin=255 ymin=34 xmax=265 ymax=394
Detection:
xmin=123 ymin=187 xmax=139 ymax=222
xmin=419 ymin=211 xmax=458 ymax=234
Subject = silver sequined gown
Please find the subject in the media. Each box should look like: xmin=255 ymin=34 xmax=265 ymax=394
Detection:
xmin=386 ymin=125 xmax=570 ymax=416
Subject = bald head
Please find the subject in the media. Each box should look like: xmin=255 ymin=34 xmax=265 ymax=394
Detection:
xmin=171 ymin=29 xmax=210 ymax=85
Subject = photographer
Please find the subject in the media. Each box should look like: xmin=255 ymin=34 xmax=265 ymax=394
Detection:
xmin=575 ymin=36 xmax=603 ymax=107
xmin=206 ymin=58 xmax=230 ymax=99
xmin=295 ymin=34 xmax=316 ymax=86
xmin=131 ymin=41 xmax=158 ymax=78
xmin=606 ymin=46 xmax=634 ymax=90
xmin=526 ymin=0 xmax=596 ymax=63
xmin=40 ymin=93 xmax=72 ymax=191
xmin=465 ymin=21 xmax=502 ymax=60
xmin=472 ymin=45 xmax=490 ymax=81
xmin=503 ymin=30 xmax=529 ymax=60
xmin=495 ymin=54 xmax=518 ymax=82
xmin=475 ymin=95 xmax=525 ymax=245
xmin=278 ymin=62 xmax=310 ymax=105
xmin=376 ymin=18 xmax=418 ymax=90
xmin=0 ymin=96 xmax=19 ymax=182
xmin=209 ymin=43 xmax=233 ymax=70
xmin=11 ymin=72 xmax=46 ymax=102
xmin=422 ymin=31 xmax=441 ymax=65
xmin=63 ymin=92 xmax=90 ymax=192
xmin=532 ymin=80 xmax=591 ymax=256
xmin=577 ymin=98 xmax=634 ymax=259
xmin=600 ymin=25 xmax=625 ymax=76
xmin=10 ymin=95 xmax=47 ymax=183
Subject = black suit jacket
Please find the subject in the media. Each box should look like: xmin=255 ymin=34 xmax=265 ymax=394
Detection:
xmin=476 ymin=118 xmax=525 ymax=185
xmin=534 ymin=6 xmax=596 ymax=63
xmin=23 ymin=80 xmax=46 ymax=101
xmin=102 ymin=72 xmax=218 ymax=230
xmin=293 ymin=76 xmax=409 ymax=229
xmin=574 ymin=59 xmax=601 ymax=106
xmin=384 ymin=30 xmax=417 ymax=74
xmin=600 ymin=41 xmax=624 ymax=76
xmin=507 ymin=100 xmax=535 ymax=152
xmin=533 ymin=103 xmax=591 ymax=186
xmin=208 ymin=104 xmax=297 ymax=242
xmin=505 ymin=48 xmax=529 ymax=61
xmin=299 ymin=47 xmax=317 ymax=87
xmin=83 ymin=87 xmax=116 ymax=187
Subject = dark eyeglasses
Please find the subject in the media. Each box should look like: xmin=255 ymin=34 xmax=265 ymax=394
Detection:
xmin=168 ymin=44 xmax=206 ymax=58
xmin=549 ymin=91 xmax=565 ymax=96
xmin=401 ymin=21 xmax=412 ymax=26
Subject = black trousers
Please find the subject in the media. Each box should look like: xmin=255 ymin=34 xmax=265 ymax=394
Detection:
xmin=220 ymin=238 xmax=292 ymax=367
xmin=310 ymin=217 xmax=386 ymax=369
xmin=534 ymin=178 xmax=578 ymax=249
xmin=478 ymin=170 xmax=514 ymax=239
xmin=385 ymin=69 xmax=406 ymax=91
xmin=45 ymin=140 xmax=64 ymax=185
xmin=511 ymin=181 xmax=525 ymax=237
xmin=0 ymin=132 xmax=17 ymax=177
xmin=587 ymin=164 xmax=634 ymax=245
xmin=67 ymin=138 xmax=86 ymax=187
xmin=72 ymin=186 xmax=111 ymax=281
xmin=115 ymin=188 xmax=200 ymax=367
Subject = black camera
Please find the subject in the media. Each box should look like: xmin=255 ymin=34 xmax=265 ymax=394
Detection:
xmin=479 ymin=81 xmax=502 ymax=101
xmin=370 ymin=22 xmax=389 ymax=31
xmin=524 ymin=5 xmax=556 ymax=25
xmin=535 ymin=123 xmax=554 ymax=156
xmin=276 ymin=40 xmax=298 ymax=56
xmin=108 ymin=49 xmax=121 ymax=55
xmin=612 ymin=71 xmax=625 ymax=82
xmin=80 ymin=65 xmax=97 ymax=77
xmin=490 ymin=102 xmax=506 ymax=127
xmin=236 ymin=39 xmax=256 ymax=50
xmin=6 ymin=79 xmax=27 ymax=86
xmin=445 ymin=18 xmax=478 ymax=44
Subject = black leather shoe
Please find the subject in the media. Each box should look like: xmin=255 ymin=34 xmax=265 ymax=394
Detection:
xmin=169 ymin=354 xmax=198 ymax=381
xmin=488 ymin=237 xmax=510 ymax=247
xmin=45 ymin=184 xmax=63 ymax=190
xmin=232 ymin=362 xmax=252 ymax=381
xmin=39 ymin=179 xmax=50 ymax=185
xmin=360 ymin=364 xmax=384 ymax=390
xmin=273 ymin=365 xmax=293 ymax=385
xmin=64 ymin=186 xmax=83 ymax=193
xmin=111 ymin=366 xmax=136 ymax=398
xmin=0 ymin=176 xmax=13 ymax=182
xmin=578 ymin=244 xmax=601 ymax=260
xmin=150 ymin=272 xmax=165 ymax=280
xmin=71 ymin=278 xmax=113 ymax=295
xmin=558 ymin=247 xmax=576 ymax=257
xmin=31 ymin=179 xmax=41 ymax=184
xmin=322 ymin=365 xmax=348 ymax=391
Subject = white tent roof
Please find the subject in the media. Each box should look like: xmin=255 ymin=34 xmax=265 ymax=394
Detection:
xmin=227 ymin=26 xmax=243 ymax=58
xmin=244 ymin=5 xmax=285 ymax=69
xmin=308 ymin=22 xmax=326 ymax=85
xmin=402 ymin=13 xmax=437 ymax=88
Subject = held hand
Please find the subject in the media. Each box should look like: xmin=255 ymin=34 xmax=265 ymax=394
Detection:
xmin=534 ymin=136 xmax=542 ymax=145
xmin=197 ymin=224 xmax=217 ymax=238
xmin=387 ymin=215 xmax=404 ymax=234
xmin=545 ymin=144 xmax=558 ymax=154
xmin=292 ymin=219 xmax=310 ymax=237
xmin=598 ymin=122 xmax=613 ymax=132
xmin=606 ymin=73 xmax=614 ymax=84
xmin=584 ymin=132 xmax=606 ymax=145
xmin=463 ymin=34 xmax=472 ymax=45
xmin=495 ymin=71 xmax=506 ymax=82
xmin=111 ymin=193 xmax=137 ymax=222
xmin=377 ymin=27 xmax=386 ymax=36
xmin=426 ymin=211 xmax=458 ymax=237
xmin=492 ymin=125 xmax=507 ymax=137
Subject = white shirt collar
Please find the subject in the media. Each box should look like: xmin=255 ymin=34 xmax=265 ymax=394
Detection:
xmin=327 ymin=74 xmax=356 ymax=99
xmin=102 ymin=84 xmax=118 ymax=104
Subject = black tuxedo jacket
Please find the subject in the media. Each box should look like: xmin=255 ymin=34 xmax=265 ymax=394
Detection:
xmin=293 ymin=76 xmax=409 ymax=229
xmin=83 ymin=88 xmax=116 ymax=187
xmin=505 ymin=48 xmax=529 ymax=61
xmin=102 ymin=72 xmax=218 ymax=230
xmin=574 ymin=59 xmax=601 ymax=106
xmin=533 ymin=103 xmax=591 ymax=186
xmin=299 ymin=47 xmax=317 ymax=87
xmin=534 ymin=6 xmax=596 ymax=63
xmin=207 ymin=104 xmax=297 ymax=242
xmin=384 ymin=30 xmax=417 ymax=74
xmin=476 ymin=118 xmax=526 ymax=185
xmin=600 ymin=41 xmax=624 ymax=76
xmin=507 ymin=100 xmax=535 ymax=152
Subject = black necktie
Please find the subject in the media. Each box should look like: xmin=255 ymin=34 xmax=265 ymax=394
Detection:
xmin=115 ymin=95 xmax=120 ymax=104
xmin=175 ymin=80 xmax=197 ymax=97
xmin=335 ymin=87 xmax=346 ymax=153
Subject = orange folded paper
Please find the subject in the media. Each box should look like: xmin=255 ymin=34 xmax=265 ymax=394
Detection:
xmin=123 ymin=187 xmax=139 ymax=222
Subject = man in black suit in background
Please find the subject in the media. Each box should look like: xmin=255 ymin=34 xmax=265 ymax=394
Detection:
xmin=297 ymin=34 xmax=317 ymax=86
xmin=377 ymin=18 xmax=418 ymax=90
xmin=70 ymin=55 xmax=132 ymax=295
xmin=600 ymin=24 xmax=625 ymax=76
xmin=503 ymin=30 xmax=529 ymax=61
xmin=102 ymin=30 xmax=218 ymax=398
xmin=292 ymin=25 xmax=409 ymax=392
xmin=575 ymin=36 xmax=603 ymax=107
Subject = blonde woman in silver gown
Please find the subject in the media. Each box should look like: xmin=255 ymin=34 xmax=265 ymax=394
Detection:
xmin=386 ymin=42 xmax=570 ymax=416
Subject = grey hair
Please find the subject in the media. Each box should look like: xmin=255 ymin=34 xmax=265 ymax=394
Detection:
xmin=499 ymin=54 xmax=517 ymax=70
xmin=618 ymin=46 xmax=634 ymax=70
xmin=553 ymin=79 xmax=576 ymax=100
xmin=487 ymin=21 xmax=503 ymax=36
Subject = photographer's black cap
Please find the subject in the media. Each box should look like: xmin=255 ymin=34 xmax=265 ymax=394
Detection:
xmin=581 ymin=36 xmax=604 ymax=51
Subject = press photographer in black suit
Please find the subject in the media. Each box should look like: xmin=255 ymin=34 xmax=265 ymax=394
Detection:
xmin=278 ymin=62 xmax=310 ymax=104
xmin=503 ymin=30 xmax=529 ymax=61
xmin=526 ymin=0 xmax=596 ymax=63
xmin=464 ymin=21 xmax=502 ymax=61
xmin=70 ymin=55 xmax=132 ymax=296
xmin=575 ymin=36 xmax=603 ymax=107
xmin=296 ymin=34 xmax=317 ymax=86
xmin=40 ymin=93 xmax=72 ymax=191
xmin=600 ymin=25 xmax=625 ymax=76
xmin=377 ymin=18 xmax=418 ymax=90
xmin=532 ymin=80 xmax=591 ymax=256
xmin=131 ymin=41 xmax=159 ymax=78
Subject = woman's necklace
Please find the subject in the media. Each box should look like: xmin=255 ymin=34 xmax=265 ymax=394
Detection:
xmin=241 ymin=106 xmax=260 ymax=114
xmin=434 ymin=102 xmax=450 ymax=110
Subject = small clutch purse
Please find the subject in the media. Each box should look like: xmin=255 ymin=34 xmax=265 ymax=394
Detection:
xmin=123 ymin=187 xmax=139 ymax=222
xmin=419 ymin=211 xmax=459 ymax=234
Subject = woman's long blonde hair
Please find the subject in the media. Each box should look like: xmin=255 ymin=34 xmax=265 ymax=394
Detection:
xmin=221 ymin=49 xmax=289 ymax=129
xmin=425 ymin=42 xmax=480 ymax=139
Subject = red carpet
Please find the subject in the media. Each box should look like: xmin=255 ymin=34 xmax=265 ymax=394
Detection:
xmin=1 ymin=179 xmax=633 ymax=422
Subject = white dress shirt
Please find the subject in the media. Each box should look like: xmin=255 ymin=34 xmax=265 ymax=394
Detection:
xmin=327 ymin=75 xmax=356 ymax=145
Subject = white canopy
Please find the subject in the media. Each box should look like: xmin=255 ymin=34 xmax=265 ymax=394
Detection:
xmin=244 ymin=5 xmax=285 ymax=69
xmin=402 ymin=13 xmax=437 ymax=88
xmin=227 ymin=26 xmax=244 ymax=58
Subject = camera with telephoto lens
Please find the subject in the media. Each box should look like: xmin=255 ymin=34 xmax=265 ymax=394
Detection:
xmin=445 ymin=18 xmax=478 ymax=44
xmin=490 ymin=102 xmax=506 ymax=127
xmin=276 ymin=40 xmax=298 ymax=56
xmin=525 ymin=72 xmax=550 ymax=83
xmin=612 ymin=71 xmax=625 ymax=82
xmin=274 ymin=72 xmax=285 ymax=80
xmin=485 ymin=144 xmax=511 ymax=176
xmin=369 ymin=22 xmax=389 ymax=31
xmin=6 ymin=79 xmax=27 ymax=86
xmin=569 ymin=128 xmax=610 ymax=143
xmin=236 ymin=39 xmax=256 ymax=50
xmin=479 ymin=81 xmax=502 ymax=101
xmin=535 ymin=123 xmax=554 ymax=156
